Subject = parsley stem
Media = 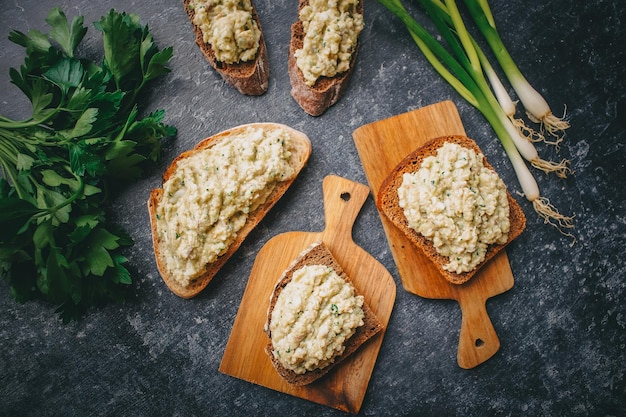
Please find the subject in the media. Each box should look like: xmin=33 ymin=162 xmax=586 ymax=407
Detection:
xmin=0 ymin=107 xmax=61 ymax=129
xmin=41 ymin=175 xmax=86 ymax=219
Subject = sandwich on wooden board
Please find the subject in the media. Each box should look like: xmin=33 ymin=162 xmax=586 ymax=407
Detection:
xmin=377 ymin=135 xmax=526 ymax=285
xmin=264 ymin=241 xmax=383 ymax=385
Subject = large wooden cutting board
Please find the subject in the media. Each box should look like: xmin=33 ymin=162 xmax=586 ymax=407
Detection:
xmin=352 ymin=100 xmax=515 ymax=369
xmin=219 ymin=175 xmax=396 ymax=414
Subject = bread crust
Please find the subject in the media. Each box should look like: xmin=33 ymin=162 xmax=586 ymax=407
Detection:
xmin=148 ymin=123 xmax=311 ymax=298
xmin=182 ymin=0 xmax=269 ymax=95
xmin=288 ymin=0 xmax=363 ymax=116
xmin=263 ymin=242 xmax=383 ymax=385
xmin=377 ymin=135 xmax=526 ymax=285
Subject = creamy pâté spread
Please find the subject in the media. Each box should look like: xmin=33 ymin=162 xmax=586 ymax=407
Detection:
xmin=269 ymin=264 xmax=365 ymax=374
xmin=190 ymin=0 xmax=261 ymax=64
xmin=155 ymin=127 xmax=295 ymax=287
xmin=294 ymin=0 xmax=364 ymax=86
xmin=397 ymin=142 xmax=510 ymax=274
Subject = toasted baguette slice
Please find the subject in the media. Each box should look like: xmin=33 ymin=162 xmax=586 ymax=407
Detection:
xmin=263 ymin=241 xmax=383 ymax=385
xmin=183 ymin=0 xmax=269 ymax=95
xmin=148 ymin=123 xmax=311 ymax=298
xmin=288 ymin=0 xmax=363 ymax=116
xmin=377 ymin=135 xmax=526 ymax=285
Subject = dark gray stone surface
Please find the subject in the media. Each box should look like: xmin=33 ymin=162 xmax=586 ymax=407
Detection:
xmin=0 ymin=0 xmax=624 ymax=416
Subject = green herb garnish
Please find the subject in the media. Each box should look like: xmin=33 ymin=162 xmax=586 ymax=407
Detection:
xmin=0 ymin=8 xmax=176 ymax=322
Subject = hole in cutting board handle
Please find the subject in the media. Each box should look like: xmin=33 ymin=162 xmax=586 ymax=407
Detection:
xmin=475 ymin=338 xmax=485 ymax=348
xmin=340 ymin=192 xmax=351 ymax=202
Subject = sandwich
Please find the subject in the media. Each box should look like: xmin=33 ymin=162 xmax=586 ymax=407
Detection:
xmin=288 ymin=0 xmax=364 ymax=116
xmin=148 ymin=123 xmax=311 ymax=297
xmin=183 ymin=0 xmax=269 ymax=95
xmin=377 ymin=135 xmax=526 ymax=285
xmin=264 ymin=241 xmax=382 ymax=385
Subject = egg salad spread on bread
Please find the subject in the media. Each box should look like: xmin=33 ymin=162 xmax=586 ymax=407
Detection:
xmin=269 ymin=265 xmax=365 ymax=374
xmin=190 ymin=0 xmax=261 ymax=63
xmin=295 ymin=0 xmax=364 ymax=86
xmin=155 ymin=127 xmax=295 ymax=288
xmin=397 ymin=142 xmax=510 ymax=274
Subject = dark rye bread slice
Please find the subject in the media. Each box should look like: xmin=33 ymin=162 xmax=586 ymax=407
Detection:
xmin=148 ymin=123 xmax=311 ymax=298
xmin=377 ymin=135 xmax=526 ymax=285
xmin=288 ymin=0 xmax=363 ymax=116
xmin=183 ymin=0 xmax=269 ymax=95
xmin=263 ymin=241 xmax=383 ymax=385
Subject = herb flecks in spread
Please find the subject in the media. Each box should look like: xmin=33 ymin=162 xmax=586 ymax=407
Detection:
xmin=269 ymin=264 xmax=365 ymax=374
xmin=397 ymin=142 xmax=510 ymax=274
xmin=155 ymin=127 xmax=295 ymax=287
xmin=295 ymin=0 xmax=364 ymax=86
xmin=190 ymin=0 xmax=261 ymax=64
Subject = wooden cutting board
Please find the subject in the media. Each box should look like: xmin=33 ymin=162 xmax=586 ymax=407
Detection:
xmin=352 ymin=100 xmax=515 ymax=369
xmin=219 ymin=175 xmax=396 ymax=414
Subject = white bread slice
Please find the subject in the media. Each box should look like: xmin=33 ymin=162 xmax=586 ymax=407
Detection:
xmin=148 ymin=123 xmax=311 ymax=298
xmin=288 ymin=0 xmax=363 ymax=116
xmin=377 ymin=135 xmax=526 ymax=285
xmin=263 ymin=241 xmax=383 ymax=385
xmin=182 ymin=0 xmax=269 ymax=95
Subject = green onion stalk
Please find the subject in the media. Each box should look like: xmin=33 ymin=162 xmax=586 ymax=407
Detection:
xmin=378 ymin=0 xmax=574 ymax=236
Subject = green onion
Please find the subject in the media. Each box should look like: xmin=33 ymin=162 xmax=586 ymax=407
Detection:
xmin=378 ymin=0 xmax=574 ymax=237
xmin=462 ymin=0 xmax=570 ymax=138
xmin=424 ymin=0 xmax=567 ymax=153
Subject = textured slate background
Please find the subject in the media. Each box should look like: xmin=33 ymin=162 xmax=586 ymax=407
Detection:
xmin=0 ymin=0 xmax=624 ymax=416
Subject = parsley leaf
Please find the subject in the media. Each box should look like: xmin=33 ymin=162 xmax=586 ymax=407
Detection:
xmin=94 ymin=10 xmax=144 ymax=92
xmin=45 ymin=8 xmax=87 ymax=58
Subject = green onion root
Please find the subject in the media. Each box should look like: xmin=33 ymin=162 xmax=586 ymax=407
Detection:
xmin=510 ymin=116 xmax=548 ymax=145
xmin=530 ymin=157 xmax=573 ymax=179
xmin=507 ymin=145 xmax=575 ymax=240
xmin=526 ymin=104 xmax=571 ymax=142
xmin=498 ymin=107 xmax=572 ymax=178
xmin=515 ymin=81 xmax=571 ymax=138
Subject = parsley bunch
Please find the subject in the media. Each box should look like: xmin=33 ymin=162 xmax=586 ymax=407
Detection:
xmin=0 ymin=8 xmax=176 ymax=321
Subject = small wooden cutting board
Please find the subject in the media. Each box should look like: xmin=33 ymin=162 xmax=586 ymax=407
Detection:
xmin=352 ymin=100 xmax=515 ymax=369
xmin=219 ymin=175 xmax=396 ymax=414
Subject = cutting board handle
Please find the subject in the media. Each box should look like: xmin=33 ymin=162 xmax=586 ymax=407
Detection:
xmin=457 ymin=294 xmax=501 ymax=369
xmin=321 ymin=175 xmax=371 ymax=242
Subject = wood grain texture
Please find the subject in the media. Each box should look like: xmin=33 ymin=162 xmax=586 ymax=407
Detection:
xmin=219 ymin=175 xmax=396 ymax=413
xmin=352 ymin=100 xmax=515 ymax=369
